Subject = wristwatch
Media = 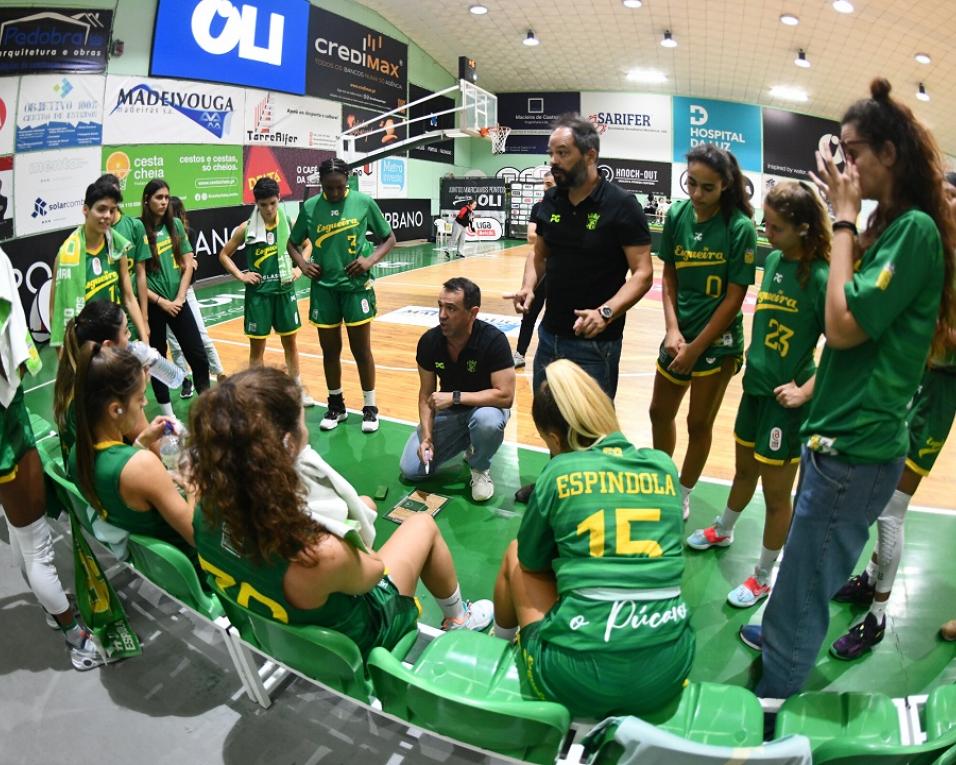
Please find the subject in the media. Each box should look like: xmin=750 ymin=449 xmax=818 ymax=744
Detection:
xmin=452 ymin=390 xmax=462 ymax=406
xmin=598 ymin=305 xmax=614 ymax=322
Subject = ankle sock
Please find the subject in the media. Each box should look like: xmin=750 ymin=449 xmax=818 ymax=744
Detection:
xmin=494 ymin=622 xmax=518 ymax=642
xmin=717 ymin=506 xmax=742 ymax=532
xmin=436 ymin=585 xmax=465 ymax=620
xmin=363 ymin=390 xmax=376 ymax=408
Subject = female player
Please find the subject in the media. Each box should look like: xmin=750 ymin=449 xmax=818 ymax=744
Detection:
xmin=742 ymin=78 xmax=955 ymax=699
xmin=289 ymin=158 xmax=395 ymax=433
xmin=828 ymin=171 xmax=956 ymax=659
xmin=648 ymin=144 xmax=758 ymax=520
xmin=492 ymin=360 xmax=694 ymax=718
xmin=139 ymin=179 xmax=209 ymax=417
xmin=188 ymin=366 xmax=493 ymax=657
xmin=68 ymin=342 xmax=195 ymax=555
xmin=687 ymin=181 xmax=830 ymax=608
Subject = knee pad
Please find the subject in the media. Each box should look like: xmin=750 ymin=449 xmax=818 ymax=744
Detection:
xmin=9 ymin=516 xmax=69 ymax=616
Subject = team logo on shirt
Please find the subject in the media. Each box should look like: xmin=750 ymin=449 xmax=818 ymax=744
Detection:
xmin=435 ymin=361 xmax=445 ymax=369
xmin=876 ymin=264 xmax=894 ymax=291
xmin=91 ymin=257 xmax=102 ymax=276
xmin=693 ymin=232 xmax=703 ymax=242
xmin=774 ymin=272 xmax=784 ymax=284
xmin=466 ymin=359 xmax=477 ymax=373
xmin=550 ymin=214 xmax=561 ymax=223
xmin=586 ymin=213 xmax=601 ymax=231
xmin=744 ymin=249 xmax=755 ymax=264
xmin=769 ymin=427 xmax=783 ymax=452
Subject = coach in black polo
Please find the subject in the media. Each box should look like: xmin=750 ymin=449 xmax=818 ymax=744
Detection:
xmin=399 ymin=277 xmax=515 ymax=502
xmin=510 ymin=113 xmax=654 ymax=399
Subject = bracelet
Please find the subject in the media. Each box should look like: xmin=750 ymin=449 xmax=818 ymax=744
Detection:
xmin=832 ymin=220 xmax=858 ymax=236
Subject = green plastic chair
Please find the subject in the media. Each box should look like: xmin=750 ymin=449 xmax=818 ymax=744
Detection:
xmin=934 ymin=745 xmax=956 ymax=765
xmin=42 ymin=459 xmax=95 ymax=533
xmin=125 ymin=534 xmax=223 ymax=621
xmin=926 ymin=684 xmax=956 ymax=739
xmin=212 ymin=586 xmax=373 ymax=704
xmin=368 ymin=629 xmax=571 ymax=765
xmin=643 ymin=681 xmax=765 ymax=747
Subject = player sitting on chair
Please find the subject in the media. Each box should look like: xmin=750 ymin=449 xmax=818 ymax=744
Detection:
xmin=399 ymin=278 xmax=515 ymax=502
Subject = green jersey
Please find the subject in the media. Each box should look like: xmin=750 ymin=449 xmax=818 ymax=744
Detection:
xmin=803 ymin=209 xmax=944 ymax=462
xmin=518 ymin=432 xmax=690 ymax=652
xmin=193 ymin=506 xmax=417 ymax=658
xmin=113 ymin=212 xmax=151 ymax=290
xmin=659 ymin=200 xmax=757 ymax=346
xmin=144 ymin=218 xmax=192 ymax=300
xmin=743 ymin=252 xmax=828 ymax=396
xmin=84 ymin=238 xmax=122 ymax=305
xmin=246 ymin=223 xmax=290 ymax=296
xmin=67 ymin=441 xmax=191 ymax=556
xmin=290 ymin=189 xmax=391 ymax=291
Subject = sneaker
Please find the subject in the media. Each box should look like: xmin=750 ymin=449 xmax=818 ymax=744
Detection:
xmin=180 ymin=377 xmax=194 ymax=399
xmin=68 ymin=629 xmax=105 ymax=671
xmin=301 ymin=387 xmax=316 ymax=408
xmin=319 ymin=398 xmax=348 ymax=431
xmin=833 ymin=571 xmax=876 ymax=605
xmin=682 ymin=493 xmax=691 ymax=521
xmin=455 ymin=252 xmax=465 ymax=259
xmin=441 ymin=599 xmax=494 ymax=632
xmin=514 ymin=482 xmax=535 ymax=503
xmin=512 ymin=351 xmax=526 ymax=368
xmin=940 ymin=620 xmax=956 ymax=642
xmin=727 ymin=576 xmax=771 ymax=608
xmin=686 ymin=519 xmax=734 ymax=551
xmin=830 ymin=612 xmax=886 ymax=660
xmin=738 ymin=624 xmax=763 ymax=651
xmin=361 ymin=406 xmax=379 ymax=433
xmin=470 ymin=468 xmax=494 ymax=502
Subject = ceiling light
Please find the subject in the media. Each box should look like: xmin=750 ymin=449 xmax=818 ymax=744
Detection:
xmin=780 ymin=13 xmax=799 ymax=25
xmin=770 ymin=85 xmax=808 ymax=102
xmin=661 ymin=30 xmax=677 ymax=48
xmin=832 ymin=1 xmax=854 ymax=13
xmin=468 ymin=4 xmax=488 ymax=14
xmin=622 ymin=0 xmax=643 ymax=7
xmin=523 ymin=30 xmax=539 ymax=46
xmin=626 ymin=68 xmax=667 ymax=84
xmin=915 ymin=52 xmax=932 ymax=65
xmin=794 ymin=49 xmax=810 ymax=68
xmin=917 ymin=83 xmax=930 ymax=102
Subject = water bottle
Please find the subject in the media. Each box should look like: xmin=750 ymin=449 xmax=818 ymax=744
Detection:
xmin=157 ymin=422 xmax=182 ymax=473
xmin=129 ymin=340 xmax=186 ymax=389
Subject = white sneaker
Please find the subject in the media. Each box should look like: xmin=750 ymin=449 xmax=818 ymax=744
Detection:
xmin=512 ymin=352 xmax=525 ymax=368
xmin=361 ymin=406 xmax=379 ymax=433
xmin=319 ymin=399 xmax=348 ymax=430
xmin=442 ymin=599 xmax=494 ymax=632
xmin=301 ymin=387 xmax=316 ymax=408
xmin=470 ymin=468 xmax=494 ymax=501
xmin=68 ymin=629 xmax=104 ymax=671
xmin=686 ymin=519 xmax=734 ymax=551
xmin=727 ymin=575 xmax=771 ymax=608
xmin=682 ymin=493 xmax=691 ymax=521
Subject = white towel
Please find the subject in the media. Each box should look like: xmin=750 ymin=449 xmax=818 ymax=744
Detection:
xmin=295 ymin=445 xmax=377 ymax=551
xmin=0 ymin=246 xmax=41 ymax=407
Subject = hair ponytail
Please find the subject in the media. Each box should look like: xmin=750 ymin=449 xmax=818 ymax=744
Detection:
xmin=532 ymin=359 xmax=620 ymax=451
xmin=686 ymin=143 xmax=754 ymax=221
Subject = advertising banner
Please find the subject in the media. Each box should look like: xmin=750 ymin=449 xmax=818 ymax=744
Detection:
xmin=242 ymin=145 xmax=333 ymax=203
xmin=672 ymin=161 xmax=762 ymax=209
xmin=597 ymin=158 xmax=671 ymax=197
xmin=14 ymin=146 xmax=99 ymax=237
xmin=376 ymin=198 xmax=430 ymax=241
xmin=151 ymin=0 xmax=310 ymax=94
xmin=580 ymin=92 xmax=672 ymax=162
xmin=307 ymin=7 xmax=408 ymax=113
xmin=0 ymin=8 xmax=113 ymax=75
xmin=2 ymin=228 xmax=64 ymax=341
xmin=342 ymin=102 xmax=406 ymax=156
xmin=377 ymin=156 xmax=406 ymax=198
xmin=672 ymin=97 xmax=762 ymax=172
xmin=103 ymin=75 xmax=245 ymax=145
xmin=763 ymin=108 xmax=842 ymax=180
xmin=0 ymin=79 xmax=18 ymax=155
xmin=496 ymin=91 xmax=580 ymax=154
xmin=407 ymin=83 xmax=453 ymax=163
xmin=102 ymin=144 xmax=243 ymax=213
xmin=440 ymin=177 xmax=506 ymax=212
xmin=15 ymin=74 xmax=103 ymax=152
xmin=186 ymin=204 xmax=254 ymax=280
xmin=0 ymin=155 xmax=11 ymax=240
xmin=243 ymin=89 xmax=339 ymax=151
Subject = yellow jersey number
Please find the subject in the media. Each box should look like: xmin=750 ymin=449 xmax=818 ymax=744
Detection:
xmin=764 ymin=319 xmax=794 ymax=358
xmin=576 ymin=508 xmax=663 ymax=558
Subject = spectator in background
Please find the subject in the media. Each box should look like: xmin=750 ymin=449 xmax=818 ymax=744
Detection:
xmin=447 ymin=199 xmax=476 ymax=259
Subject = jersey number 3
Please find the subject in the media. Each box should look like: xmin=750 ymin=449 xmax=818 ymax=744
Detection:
xmin=577 ymin=508 xmax=663 ymax=558
xmin=764 ymin=319 xmax=794 ymax=358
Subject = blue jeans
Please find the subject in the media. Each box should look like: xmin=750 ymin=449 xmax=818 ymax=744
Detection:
xmin=532 ymin=324 xmax=622 ymax=399
xmin=399 ymin=406 xmax=510 ymax=479
xmin=757 ymin=447 xmax=904 ymax=698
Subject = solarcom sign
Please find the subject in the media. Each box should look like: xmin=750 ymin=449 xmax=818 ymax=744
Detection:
xmin=151 ymin=0 xmax=310 ymax=94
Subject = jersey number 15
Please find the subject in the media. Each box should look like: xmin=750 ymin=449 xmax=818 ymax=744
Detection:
xmin=577 ymin=508 xmax=663 ymax=558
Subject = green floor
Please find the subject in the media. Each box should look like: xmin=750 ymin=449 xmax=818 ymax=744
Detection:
xmin=24 ymin=238 xmax=956 ymax=700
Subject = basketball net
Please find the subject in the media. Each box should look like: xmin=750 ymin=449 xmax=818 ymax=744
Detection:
xmin=587 ymin=114 xmax=608 ymax=135
xmin=488 ymin=125 xmax=512 ymax=154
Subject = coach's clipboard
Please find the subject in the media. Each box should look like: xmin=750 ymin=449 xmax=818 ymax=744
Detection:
xmin=386 ymin=490 xmax=449 ymax=524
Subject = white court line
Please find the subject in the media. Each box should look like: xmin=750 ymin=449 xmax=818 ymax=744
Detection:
xmin=24 ymin=378 xmax=55 ymax=393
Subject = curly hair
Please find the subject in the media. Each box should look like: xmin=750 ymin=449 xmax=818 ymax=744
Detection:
xmin=188 ymin=367 xmax=321 ymax=564
xmin=764 ymin=181 xmax=832 ymax=287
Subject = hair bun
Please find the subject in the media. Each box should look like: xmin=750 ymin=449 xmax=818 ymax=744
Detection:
xmin=870 ymin=78 xmax=892 ymax=102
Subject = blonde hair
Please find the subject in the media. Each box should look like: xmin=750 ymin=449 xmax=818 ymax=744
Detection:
xmin=533 ymin=360 xmax=620 ymax=451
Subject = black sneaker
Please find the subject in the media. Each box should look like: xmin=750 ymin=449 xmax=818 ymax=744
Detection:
xmin=514 ymin=482 xmax=535 ymax=503
xmin=320 ymin=397 xmax=348 ymax=431
xmin=833 ymin=571 xmax=876 ymax=605
xmin=830 ymin=612 xmax=886 ymax=660
xmin=180 ymin=377 xmax=194 ymax=399
xmin=361 ymin=406 xmax=379 ymax=433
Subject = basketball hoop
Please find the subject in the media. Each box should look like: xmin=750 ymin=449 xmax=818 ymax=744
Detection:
xmin=488 ymin=125 xmax=512 ymax=154
xmin=587 ymin=114 xmax=608 ymax=135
